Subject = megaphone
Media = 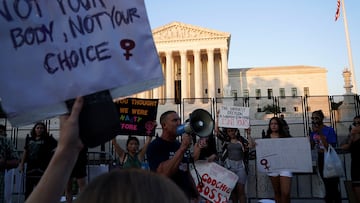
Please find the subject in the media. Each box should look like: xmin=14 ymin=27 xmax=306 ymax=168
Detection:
xmin=176 ymin=109 xmax=214 ymax=138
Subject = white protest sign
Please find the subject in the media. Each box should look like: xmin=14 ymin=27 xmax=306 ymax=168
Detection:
xmin=191 ymin=161 xmax=238 ymax=203
xmin=0 ymin=0 xmax=163 ymax=126
xmin=256 ymin=137 xmax=313 ymax=173
xmin=218 ymin=105 xmax=250 ymax=129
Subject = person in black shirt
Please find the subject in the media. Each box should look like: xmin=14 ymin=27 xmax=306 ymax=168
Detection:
xmin=19 ymin=122 xmax=57 ymax=199
xmin=146 ymin=110 xmax=199 ymax=201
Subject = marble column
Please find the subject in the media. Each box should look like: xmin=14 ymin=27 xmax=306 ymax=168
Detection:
xmin=138 ymin=91 xmax=147 ymax=98
xmin=165 ymin=51 xmax=173 ymax=101
xmin=194 ymin=49 xmax=202 ymax=101
xmin=221 ymin=48 xmax=229 ymax=92
xmin=153 ymin=88 xmax=159 ymax=99
xmin=207 ymin=49 xmax=215 ymax=98
xmin=180 ymin=50 xmax=188 ymax=99
xmin=153 ymin=56 xmax=163 ymax=99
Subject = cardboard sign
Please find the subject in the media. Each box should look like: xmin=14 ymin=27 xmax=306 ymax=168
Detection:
xmin=256 ymin=137 xmax=313 ymax=173
xmin=116 ymin=98 xmax=158 ymax=136
xmin=0 ymin=0 xmax=163 ymax=126
xmin=191 ymin=161 xmax=238 ymax=203
xmin=218 ymin=105 xmax=250 ymax=129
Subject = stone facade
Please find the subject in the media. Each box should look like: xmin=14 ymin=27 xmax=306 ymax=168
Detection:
xmin=135 ymin=22 xmax=330 ymax=110
xmin=136 ymin=21 xmax=231 ymax=101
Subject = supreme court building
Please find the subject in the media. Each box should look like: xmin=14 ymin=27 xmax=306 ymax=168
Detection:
xmin=136 ymin=21 xmax=231 ymax=101
xmin=134 ymin=22 xmax=329 ymax=104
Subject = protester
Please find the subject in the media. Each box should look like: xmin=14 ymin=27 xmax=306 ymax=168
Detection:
xmin=19 ymin=122 xmax=57 ymax=199
xmin=214 ymin=109 xmax=255 ymax=203
xmin=341 ymin=115 xmax=360 ymax=146
xmin=340 ymin=116 xmax=360 ymax=203
xmin=215 ymin=121 xmax=254 ymax=203
xmin=75 ymin=169 xmax=189 ymax=203
xmin=263 ymin=116 xmax=292 ymax=203
xmin=192 ymin=133 xmax=218 ymax=203
xmin=310 ymin=110 xmax=341 ymax=203
xmin=25 ymin=99 xmax=191 ymax=203
xmin=146 ymin=110 xmax=200 ymax=202
xmin=0 ymin=124 xmax=19 ymax=203
xmin=65 ymin=147 xmax=88 ymax=203
xmin=112 ymin=133 xmax=153 ymax=169
xmin=193 ymin=133 xmax=217 ymax=162
xmin=280 ymin=114 xmax=290 ymax=137
xmin=25 ymin=97 xmax=84 ymax=203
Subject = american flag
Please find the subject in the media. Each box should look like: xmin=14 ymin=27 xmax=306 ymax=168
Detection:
xmin=335 ymin=0 xmax=341 ymax=21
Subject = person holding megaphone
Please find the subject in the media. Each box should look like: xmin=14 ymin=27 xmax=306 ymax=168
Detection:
xmin=146 ymin=110 xmax=200 ymax=202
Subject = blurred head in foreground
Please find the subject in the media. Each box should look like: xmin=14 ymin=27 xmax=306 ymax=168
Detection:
xmin=76 ymin=169 xmax=189 ymax=203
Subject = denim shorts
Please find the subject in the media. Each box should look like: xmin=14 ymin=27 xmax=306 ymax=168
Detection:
xmin=225 ymin=159 xmax=247 ymax=184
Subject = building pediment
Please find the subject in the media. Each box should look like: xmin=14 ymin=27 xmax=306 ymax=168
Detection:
xmin=152 ymin=21 xmax=230 ymax=42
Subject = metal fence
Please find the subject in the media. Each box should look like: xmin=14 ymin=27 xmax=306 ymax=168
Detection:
xmin=2 ymin=94 xmax=360 ymax=146
xmin=2 ymin=94 xmax=360 ymax=202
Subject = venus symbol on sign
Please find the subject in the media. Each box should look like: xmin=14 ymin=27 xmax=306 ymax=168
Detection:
xmin=120 ymin=39 xmax=135 ymax=60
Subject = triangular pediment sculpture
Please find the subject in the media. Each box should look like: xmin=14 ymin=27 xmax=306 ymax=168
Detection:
xmin=152 ymin=21 xmax=230 ymax=42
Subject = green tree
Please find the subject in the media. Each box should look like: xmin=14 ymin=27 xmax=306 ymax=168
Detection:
xmin=262 ymin=104 xmax=281 ymax=114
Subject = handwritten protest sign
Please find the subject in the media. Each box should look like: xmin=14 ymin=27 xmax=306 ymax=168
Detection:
xmin=218 ymin=105 xmax=250 ymax=129
xmin=191 ymin=161 xmax=238 ymax=203
xmin=115 ymin=98 xmax=158 ymax=136
xmin=0 ymin=0 xmax=163 ymax=126
xmin=256 ymin=137 xmax=313 ymax=173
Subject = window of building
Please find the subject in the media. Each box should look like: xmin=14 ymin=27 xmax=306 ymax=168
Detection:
xmin=279 ymin=88 xmax=285 ymax=99
xmin=243 ymin=89 xmax=249 ymax=98
xmin=291 ymin=88 xmax=297 ymax=97
xmin=281 ymin=107 xmax=286 ymax=112
xmin=257 ymin=108 xmax=262 ymax=112
xmin=267 ymin=89 xmax=273 ymax=99
xmin=294 ymin=106 xmax=299 ymax=112
xmin=304 ymin=87 xmax=309 ymax=96
xmin=256 ymin=89 xmax=261 ymax=100
xmin=231 ymin=90 xmax=238 ymax=101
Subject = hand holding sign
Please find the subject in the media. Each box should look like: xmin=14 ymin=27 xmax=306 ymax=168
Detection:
xmin=218 ymin=105 xmax=250 ymax=129
xmin=191 ymin=161 xmax=238 ymax=203
xmin=116 ymin=98 xmax=159 ymax=136
xmin=0 ymin=0 xmax=163 ymax=126
xmin=66 ymin=90 xmax=121 ymax=148
xmin=255 ymin=137 xmax=313 ymax=173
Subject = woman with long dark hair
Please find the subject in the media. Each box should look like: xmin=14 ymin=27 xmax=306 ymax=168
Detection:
xmin=19 ymin=122 xmax=57 ymax=199
xmin=263 ymin=116 xmax=292 ymax=203
xmin=215 ymin=113 xmax=255 ymax=203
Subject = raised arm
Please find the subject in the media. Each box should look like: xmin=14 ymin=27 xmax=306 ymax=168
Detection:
xmin=25 ymin=97 xmax=84 ymax=203
xmin=156 ymin=134 xmax=191 ymax=177
xmin=245 ymin=128 xmax=255 ymax=148
xmin=214 ymin=112 xmax=226 ymax=141
xmin=111 ymin=138 xmax=126 ymax=161
xmin=138 ymin=135 xmax=153 ymax=161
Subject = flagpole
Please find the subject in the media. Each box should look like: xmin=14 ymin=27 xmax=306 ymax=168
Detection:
xmin=341 ymin=0 xmax=357 ymax=94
